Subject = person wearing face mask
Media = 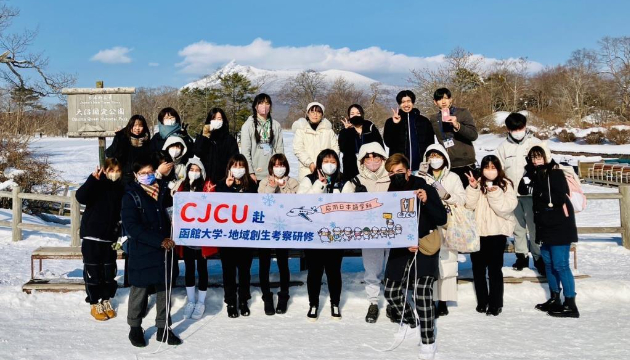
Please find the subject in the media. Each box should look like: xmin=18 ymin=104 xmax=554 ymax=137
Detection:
xmin=76 ymin=158 xmax=125 ymax=321
xmin=519 ymin=145 xmax=579 ymax=318
xmin=417 ymin=144 xmax=467 ymax=318
xmin=194 ymin=108 xmax=239 ymax=184
xmin=240 ymin=93 xmax=284 ymax=181
xmin=257 ymin=154 xmax=299 ymax=315
xmin=122 ymin=154 xmax=181 ymax=347
xmin=341 ymin=142 xmax=391 ymax=323
xmin=298 ymin=149 xmax=345 ymax=320
xmin=150 ymin=107 xmax=194 ymax=165
xmin=338 ymin=104 xmax=384 ymax=182
xmin=496 ymin=112 xmax=544 ymax=274
xmin=216 ymin=154 xmax=257 ymax=318
xmin=292 ymin=102 xmax=340 ymax=180
xmin=383 ymin=153 xmax=447 ymax=360
xmin=428 ymin=88 xmax=478 ymax=187
xmin=160 ymin=136 xmax=189 ymax=191
xmin=464 ymin=155 xmax=517 ymax=317
xmin=106 ymin=115 xmax=152 ymax=184
xmin=383 ymin=90 xmax=434 ymax=172
xmin=173 ymin=157 xmax=217 ymax=321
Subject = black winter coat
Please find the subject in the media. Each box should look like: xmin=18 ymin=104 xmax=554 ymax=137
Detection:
xmin=216 ymin=179 xmax=259 ymax=194
xmin=383 ymin=109 xmax=434 ymax=171
xmin=76 ymin=174 xmax=125 ymax=241
xmin=194 ymin=127 xmax=240 ymax=184
xmin=338 ymin=119 xmax=384 ymax=181
xmin=385 ymin=176 xmax=448 ymax=280
xmin=519 ymin=161 xmax=578 ymax=245
xmin=105 ymin=130 xmax=152 ymax=184
xmin=121 ymin=180 xmax=173 ymax=287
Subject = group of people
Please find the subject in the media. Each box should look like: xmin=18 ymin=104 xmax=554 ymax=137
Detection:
xmin=75 ymin=88 xmax=580 ymax=359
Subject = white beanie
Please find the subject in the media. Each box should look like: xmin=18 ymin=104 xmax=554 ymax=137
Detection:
xmin=306 ymin=102 xmax=325 ymax=115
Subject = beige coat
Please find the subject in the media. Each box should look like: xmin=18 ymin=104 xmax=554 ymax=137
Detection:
xmin=258 ymin=176 xmax=300 ymax=194
xmin=292 ymin=117 xmax=340 ymax=180
xmin=465 ymin=183 xmax=518 ymax=237
xmin=341 ymin=142 xmax=390 ymax=193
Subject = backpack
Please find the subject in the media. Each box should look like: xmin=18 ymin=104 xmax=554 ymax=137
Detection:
xmin=560 ymin=165 xmax=586 ymax=213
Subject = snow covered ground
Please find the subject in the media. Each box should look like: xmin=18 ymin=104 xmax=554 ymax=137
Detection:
xmin=0 ymin=133 xmax=629 ymax=359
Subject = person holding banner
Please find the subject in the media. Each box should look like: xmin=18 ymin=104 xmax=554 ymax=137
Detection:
xmin=216 ymin=154 xmax=258 ymax=317
xmin=464 ymin=155 xmax=517 ymax=317
xmin=342 ymin=142 xmax=391 ymax=323
xmin=121 ymin=155 xmax=181 ymax=347
xmin=257 ymin=153 xmax=299 ymax=315
xmin=417 ymin=144 xmax=466 ymax=318
xmin=383 ymin=153 xmax=447 ymax=360
xmin=241 ymin=93 xmax=284 ymax=181
xmin=194 ymin=108 xmax=240 ymax=184
xmin=298 ymin=149 xmax=345 ymax=320
xmin=174 ymin=157 xmax=217 ymax=321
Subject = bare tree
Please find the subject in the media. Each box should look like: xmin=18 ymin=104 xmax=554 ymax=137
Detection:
xmin=280 ymin=70 xmax=328 ymax=123
xmin=598 ymin=36 xmax=630 ymax=119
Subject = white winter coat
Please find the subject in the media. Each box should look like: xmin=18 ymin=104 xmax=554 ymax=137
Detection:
xmin=495 ymin=132 xmax=541 ymax=192
xmin=465 ymin=182 xmax=518 ymax=237
xmin=292 ymin=117 xmax=339 ymax=180
xmin=341 ymin=142 xmax=390 ymax=193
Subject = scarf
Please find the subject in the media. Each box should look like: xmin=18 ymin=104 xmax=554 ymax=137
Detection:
xmin=129 ymin=133 xmax=148 ymax=148
xmin=159 ymin=123 xmax=181 ymax=139
xmin=140 ymin=182 xmax=160 ymax=201
xmin=256 ymin=117 xmax=271 ymax=143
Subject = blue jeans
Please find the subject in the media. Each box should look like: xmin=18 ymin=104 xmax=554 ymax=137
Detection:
xmin=540 ymin=244 xmax=575 ymax=298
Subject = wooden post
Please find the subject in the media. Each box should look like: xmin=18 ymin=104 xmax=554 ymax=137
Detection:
xmin=11 ymin=186 xmax=22 ymax=242
xmin=96 ymin=80 xmax=106 ymax=167
xmin=70 ymin=190 xmax=81 ymax=247
xmin=620 ymin=185 xmax=630 ymax=250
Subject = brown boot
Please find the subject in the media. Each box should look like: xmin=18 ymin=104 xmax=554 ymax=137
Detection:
xmin=101 ymin=300 xmax=116 ymax=319
xmin=91 ymin=303 xmax=109 ymax=321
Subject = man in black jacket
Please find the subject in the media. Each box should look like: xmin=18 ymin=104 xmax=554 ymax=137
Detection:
xmin=383 ymin=90 xmax=434 ymax=172
xmin=121 ymin=155 xmax=182 ymax=347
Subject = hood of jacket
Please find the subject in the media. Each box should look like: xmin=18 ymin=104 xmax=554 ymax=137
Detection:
xmin=186 ymin=156 xmax=206 ymax=181
xmin=291 ymin=117 xmax=333 ymax=133
xmin=357 ymin=142 xmax=389 ymax=182
xmin=162 ymin=135 xmax=188 ymax=163
xmin=423 ymin=143 xmax=452 ymax=172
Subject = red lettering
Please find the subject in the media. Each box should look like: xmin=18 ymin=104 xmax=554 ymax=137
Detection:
xmin=214 ymin=203 xmax=229 ymax=223
xmin=197 ymin=204 xmax=212 ymax=222
xmin=181 ymin=203 xmax=196 ymax=222
xmin=232 ymin=205 xmax=248 ymax=223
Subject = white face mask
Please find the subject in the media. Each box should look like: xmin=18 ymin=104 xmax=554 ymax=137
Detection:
xmin=210 ymin=120 xmax=223 ymax=130
xmin=429 ymin=158 xmax=444 ymax=170
xmin=168 ymin=148 xmax=182 ymax=159
xmin=321 ymin=163 xmax=337 ymax=176
xmin=273 ymin=166 xmax=286 ymax=178
xmin=511 ymin=130 xmax=526 ymax=141
xmin=188 ymin=171 xmax=201 ymax=181
xmin=163 ymin=119 xmax=176 ymax=126
xmin=231 ymin=167 xmax=246 ymax=179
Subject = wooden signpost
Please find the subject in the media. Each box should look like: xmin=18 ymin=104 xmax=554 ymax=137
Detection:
xmin=61 ymin=82 xmax=135 ymax=166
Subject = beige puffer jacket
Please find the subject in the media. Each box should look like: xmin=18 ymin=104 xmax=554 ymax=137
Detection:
xmin=465 ymin=182 xmax=518 ymax=237
xmin=341 ymin=142 xmax=390 ymax=193
xmin=292 ymin=117 xmax=340 ymax=180
xmin=258 ymin=176 xmax=300 ymax=194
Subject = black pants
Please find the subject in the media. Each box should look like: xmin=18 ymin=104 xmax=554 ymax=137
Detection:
xmin=127 ymin=284 xmax=171 ymax=328
xmin=470 ymin=235 xmax=507 ymax=308
xmin=220 ymin=247 xmax=253 ymax=305
xmin=305 ymin=249 xmax=343 ymax=307
xmin=183 ymin=247 xmax=208 ymax=291
xmin=258 ymin=248 xmax=290 ymax=301
xmin=82 ymin=239 xmax=118 ymax=304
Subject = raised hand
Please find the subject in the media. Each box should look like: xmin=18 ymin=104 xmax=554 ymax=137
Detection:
xmin=391 ymin=108 xmax=401 ymax=123
xmin=341 ymin=117 xmax=352 ymax=129
xmin=465 ymin=171 xmax=479 ymax=189
xmin=317 ymin=169 xmax=327 ymax=184
xmin=92 ymin=166 xmax=103 ymax=179
xmin=226 ymin=171 xmax=235 ymax=187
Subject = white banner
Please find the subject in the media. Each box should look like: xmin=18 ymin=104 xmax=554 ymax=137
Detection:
xmin=173 ymin=191 xmax=419 ymax=249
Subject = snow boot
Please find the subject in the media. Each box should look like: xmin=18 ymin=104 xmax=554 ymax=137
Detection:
xmin=307 ymin=305 xmax=318 ymax=321
xmin=156 ymin=327 xmax=182 ymax=345
xmin=475 ymin=304 xmax=487 ymax=313
xmin=486 ymin=307 xmax=502 ymax=316
xmin=365 ymin=303 xmax=379 ymax=323
xmin=331 ymin=303 xmax=341 ymax=320
xmin=436 ymin=301 xmax=449 ymax=317
xmin=226 ymin=302 xmax=239 ymax=318
xmin=101 ymin=300 xmax=116 ymax=319
xmin=128 ymin=327 xmax=146 ymax=347
xmin=534 ymin=257 xmax=546 ymax=277
xmin=263 ymin=294 xmax=275 ymax=316
xmin=512 ymin=253 xmax=529 ymax=271
xmin=548 ymin=296 xmax=580 ymax=318
xmin=90 ymin=303 xmax=109 ymax=321
xmin=239 ymin=301 xmax=251 ymax=316
xmin=418 ymin=342 xmax=437 ymax=360
xmin=535 ymin=291 xmax=561 ymax=312
xmin=276 ymin=293 xmax=289 ymax=314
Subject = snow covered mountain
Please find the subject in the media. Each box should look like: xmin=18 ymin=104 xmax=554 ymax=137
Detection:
xmin=181 ymin=60 xmax=399 ymax=93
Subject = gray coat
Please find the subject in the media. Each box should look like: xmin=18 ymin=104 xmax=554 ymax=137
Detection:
xmin=240 ymin=116 xmax=284 ymax=179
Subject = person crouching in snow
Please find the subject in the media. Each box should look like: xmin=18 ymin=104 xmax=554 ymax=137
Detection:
xmin=519 ymin=145 xmax=580 ymax=318
xmin=76 ymin=158 xmax=125 ymax=321
xmin=122 ymin=154 xmax=182 ymax=347
xmin=383 ymin=153 xmax=447 ymax=360
xmin=173 ymin=157 xmax=217 ymax=320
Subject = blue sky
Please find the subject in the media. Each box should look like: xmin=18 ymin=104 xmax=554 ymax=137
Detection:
xmin=8 ymin=0 xmax=630 ymax=91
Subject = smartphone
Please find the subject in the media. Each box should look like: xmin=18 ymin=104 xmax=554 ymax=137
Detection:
xmin=441 ymin=108 xmax=450 ymax=122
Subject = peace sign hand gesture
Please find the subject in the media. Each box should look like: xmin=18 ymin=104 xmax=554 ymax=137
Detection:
xmin=341 ymin=117 xmax=352 ymax=129
xmin=226 ymin=171 xmax=235 ymax=187
xmin=465 ymin=171 xmax=480 ymax=189
xmin=392 ymin=108 xmax=401 ymax=123
xmin=92 ymin=166 xmax=103 ymax=179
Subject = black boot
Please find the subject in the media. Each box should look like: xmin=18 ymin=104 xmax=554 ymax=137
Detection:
xmin=365 ymin=304 xmax=379 ymax=323
xmin=331 ymin=303 xmax=341 ymax=319
xmin=486 ymin=307 xmax=502 ymax=316
xmin=239 ymin=301 xmax=250 ymax=316
xmin=548 ymin=296 xmax=580 ymax=318
xmin=276 ymin=293 xmax=289 ymax=314
xmin=534 ymin=257 xmax=546 ymax=277
xmin=263 ymin=295 xmax=275 ymax=316
xmin=535 ymin=291 xmax=561 ymax=312
xmin=226 ymin=302 xmax=239 ymax=318
xmin=128 ymin=327 xmax=146 ymax=348
xmin=386 ymin=304 xmax=401 ymax=323
xmin=156 ymin=327 xmax=182 ymax=345
xmin=475 ymin=304 xmax=487 ymax=313
xmin=436 ymin=301 xmax=449 ymax=317
xmin=512 ymin=253 xmax=529 ymax=271
xmin=307 ymin=305 xmax=318 ymax=321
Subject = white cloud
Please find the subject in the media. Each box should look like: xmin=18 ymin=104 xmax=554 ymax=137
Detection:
xmin=176 ymin=38 xmax=543 ymax=77
xmin=90 ymin=46 xmax=133 ymax=64
xmin=148 ymin=62 xmax=159 ymax=67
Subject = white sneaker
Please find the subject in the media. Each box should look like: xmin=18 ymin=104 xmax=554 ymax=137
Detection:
xmin=191 ymin=302 xmax=205 ymax=320
xmin=183 ymin=302 xmax=196 ymax=319
xmin=418 ymin=342 xmax=437 ymax=360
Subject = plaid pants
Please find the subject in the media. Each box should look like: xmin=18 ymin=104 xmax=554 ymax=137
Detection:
xmin=384 ymin=259 xmax=436 ymax=345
